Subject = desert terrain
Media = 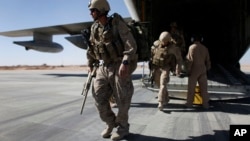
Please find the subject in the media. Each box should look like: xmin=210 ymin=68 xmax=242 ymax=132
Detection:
xmin=0 ymin=65 xmax=87 ymax=71
xmin=0 ymin=64 xmax=249 ymax=72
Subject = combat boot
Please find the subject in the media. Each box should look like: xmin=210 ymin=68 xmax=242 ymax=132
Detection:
xmin=111 ymin=124 xmax=129 ymax=140
xmin=101 ymin=124 xmax=116 ymax=138
xmin=185 ymin=103 xmax=193 ymax=108
xmin=164 ymin=98 xmax=170 ymax=105
xmin=158 ymin=102 xmax=163 ymax=111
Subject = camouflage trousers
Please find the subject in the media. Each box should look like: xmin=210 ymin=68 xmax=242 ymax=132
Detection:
xmin=153 ymin=67 xmax=170 ymax=103
xmin=92 ymin=63 xmax=134 ymax=129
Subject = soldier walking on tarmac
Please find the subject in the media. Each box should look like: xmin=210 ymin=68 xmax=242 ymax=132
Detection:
xmin=150 ymin=31 xmax=182 ymax=111
xmin=185 ymin=34 xmax=211 ymax=109
xmin=86 ymin=0 xmax=137 ymax=140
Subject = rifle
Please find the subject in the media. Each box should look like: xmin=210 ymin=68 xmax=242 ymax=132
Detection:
xmin=80 ymin=66 xmax=97 ymax=115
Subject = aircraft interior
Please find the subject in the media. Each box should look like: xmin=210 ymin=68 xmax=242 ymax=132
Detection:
xmin=130 ymin=0 xmax=250 ymax=85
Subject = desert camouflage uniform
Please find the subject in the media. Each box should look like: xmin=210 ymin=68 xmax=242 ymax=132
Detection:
xmin=170 ymin=22 xmax=186 ymax=74
xmin=170 ymin=22 xmax=186 ymax=57
xmin=151 ymin=40 xmax=182 ymax=108
xmin=87 ymin=13 xmax=137 ymax=134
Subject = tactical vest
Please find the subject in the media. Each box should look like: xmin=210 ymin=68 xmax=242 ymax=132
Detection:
xmin=152 ymin=41 xmax=176 ymax=68
xmin=90 ymin=15 xmax=124 ymax=64
xmin=88 ymin=14 xmax=138 ymax=73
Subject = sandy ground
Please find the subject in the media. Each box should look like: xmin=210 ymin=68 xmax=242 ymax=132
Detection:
xmin=0 ymin=64 xmax=250 ymax=72
xmin=0 ymin=65 xmax=87 ymax=71
xmin=239 ymin=65 xmax=250 ymax=72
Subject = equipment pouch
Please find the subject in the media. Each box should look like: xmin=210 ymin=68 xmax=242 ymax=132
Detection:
xmin=102 ymin=30 xmax=113 ymax=43
xmin=98 ymin=43 xmax=105 ymax=53
xmin=105 ymin=43 xmax=118 ymax=60
xmin=152 ymin=58 xmax=159 ymax=66
xmin=159 ymin=58 xmax=165 ymax=67
xmin=97 ymin=43 xmax=109 ymax=61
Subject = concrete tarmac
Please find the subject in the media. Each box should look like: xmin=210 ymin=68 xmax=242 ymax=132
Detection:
xmin=0 ymin=69 xmax=250 ymax=141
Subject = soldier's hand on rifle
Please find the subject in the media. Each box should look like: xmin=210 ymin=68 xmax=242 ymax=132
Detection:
xmin=87 ymin=66 xmax=92 ymax=73
xmin=80 ymin=65 xmax=97 ymax=115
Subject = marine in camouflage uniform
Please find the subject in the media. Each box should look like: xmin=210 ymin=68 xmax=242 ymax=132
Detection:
xmin=87 ymin=0 xmax=137 ymax=140
xmin=151 ymin=31 xmax=182 ymax=111
xmin=170 ymin=22 xmax=186 ymax=76
xmin=185 ymin=34 xmax=211 ymax=109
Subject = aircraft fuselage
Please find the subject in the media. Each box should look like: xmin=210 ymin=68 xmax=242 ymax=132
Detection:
xmin=129 ymin=0 xmax=250 ymax=68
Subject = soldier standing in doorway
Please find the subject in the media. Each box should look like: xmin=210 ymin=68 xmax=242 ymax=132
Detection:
xmin=170 ymin=22 xmax=186 ymax=76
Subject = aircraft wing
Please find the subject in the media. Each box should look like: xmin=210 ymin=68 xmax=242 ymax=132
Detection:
xmin=0 ymin=21 xmax=94 ymax=53
xmin=0 ymin=17 xmax=132 ymax=53
xmin=0 ymin=22 xmax=93 ymax=37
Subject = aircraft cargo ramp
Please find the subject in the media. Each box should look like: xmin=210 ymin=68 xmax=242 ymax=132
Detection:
xmin=142 ymin=64 xmax=250 ymax=101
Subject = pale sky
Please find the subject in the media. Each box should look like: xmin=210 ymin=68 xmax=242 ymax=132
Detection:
xmin=0 ymin=0 xmax=130 ymax=66
xmin=0 ymin=0 xmax=249 ymax=66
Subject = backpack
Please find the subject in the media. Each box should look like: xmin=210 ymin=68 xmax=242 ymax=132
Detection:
xmin=82 ymin=13 xmax=151 ymax=62
xmin=151 ymin=41 xmax=177 ymax=69
xmin=111 ymin=13 xmax=150 ymax=62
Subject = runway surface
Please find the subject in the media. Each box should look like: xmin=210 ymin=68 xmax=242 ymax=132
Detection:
xmin=0 ymin=68 xmax=250 ymax=141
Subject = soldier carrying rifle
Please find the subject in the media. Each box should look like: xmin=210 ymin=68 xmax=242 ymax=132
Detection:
xmin=81 ymin=0 xmax=138 ymax=140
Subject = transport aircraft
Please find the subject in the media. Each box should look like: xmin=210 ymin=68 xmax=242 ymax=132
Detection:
xmin=0 ymin=0 xmax=250 ymax=100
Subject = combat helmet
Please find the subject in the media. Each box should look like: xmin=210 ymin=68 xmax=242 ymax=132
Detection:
xmin=159 ymin=31 xmax=172 ymax=44
xmin=88 ymin=0 xmax=110 ymax=14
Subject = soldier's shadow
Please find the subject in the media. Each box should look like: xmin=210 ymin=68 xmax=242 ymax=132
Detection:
xmin=124 ymin=130 xmax=228 ymax=141
xmin=124 ymin=133 xmax=169 ymax=141
xmin=130 ymin=102 xmax=158 ymax=108
xmin=132 ymin=74 xmax=143 ymax=80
